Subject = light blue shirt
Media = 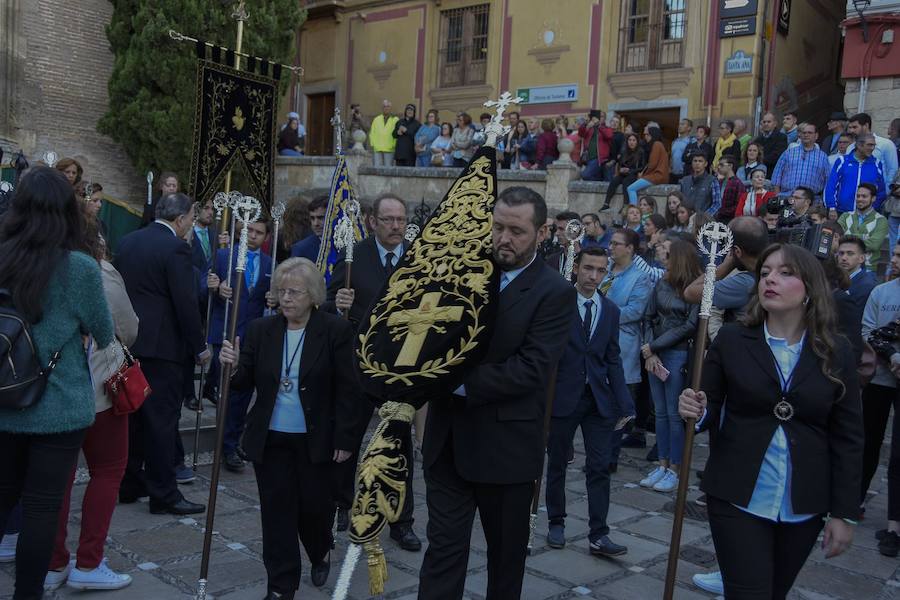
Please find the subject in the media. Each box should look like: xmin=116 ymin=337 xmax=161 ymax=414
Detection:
xmin=736 ymin=323 xmax=815 ymax=523
xmin=670 ymin=135 xmax=693 ymax=175
xmin=576 ymin=288 xmax=601 ymax=339
xmin=375 ymin=238 xmax=403 ymax=269
xmin=269 ymin=328 xmax=308 ymax=433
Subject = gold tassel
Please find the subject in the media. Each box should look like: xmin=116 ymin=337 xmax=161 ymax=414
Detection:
xmin=364 ymin=540 xmax=388 ymax=596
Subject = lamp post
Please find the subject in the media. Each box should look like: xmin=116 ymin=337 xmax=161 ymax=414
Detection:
xmin=852 ymin=0 xmax=872 ymax=42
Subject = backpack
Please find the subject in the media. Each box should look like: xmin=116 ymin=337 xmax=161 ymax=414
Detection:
xmin=0 ymin=289 xmax=60 ymax=410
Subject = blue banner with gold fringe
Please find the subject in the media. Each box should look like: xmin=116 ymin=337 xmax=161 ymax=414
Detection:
xmin=316 ymin=154 xmax=367 ymax=284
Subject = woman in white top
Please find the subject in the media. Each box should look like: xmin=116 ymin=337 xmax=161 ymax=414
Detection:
xmin=430 ymin=122 xmax=454 ymax=167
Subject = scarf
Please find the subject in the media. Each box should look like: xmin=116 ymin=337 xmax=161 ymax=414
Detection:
xmin=714 ymin=133 xmax=737 ymax=166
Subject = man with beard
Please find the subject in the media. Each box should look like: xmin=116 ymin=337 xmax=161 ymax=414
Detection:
xmin=417 ymin=187 xmax=574 ymax=600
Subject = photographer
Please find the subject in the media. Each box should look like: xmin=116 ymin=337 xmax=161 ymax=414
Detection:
xmin=860 ymin=243 xmax=900 ymax=556
xmin=579 ymin=110 xmax=614 ymax=181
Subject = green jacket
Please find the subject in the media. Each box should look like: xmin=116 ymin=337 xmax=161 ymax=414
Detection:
xmin=1 ymin=252 xmax=114 ymax=434
xmin=838 ymin=209 xmax=889 ymax=270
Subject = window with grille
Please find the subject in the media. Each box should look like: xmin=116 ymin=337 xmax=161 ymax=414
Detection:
xmin=618 ymin=0 xmax=686 ymax=72
xmin=438 ymin=4 xmax=490 ymax=88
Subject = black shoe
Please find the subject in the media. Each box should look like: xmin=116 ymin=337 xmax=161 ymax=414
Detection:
xmin=645 ymin=443 xmax=658 ymax=462
xmin=224 ymin=452 xmax=245 ymax=473
xmin=184 ymin=396 xmax=200 ymax=411
xmin=149 ymin=498 xmax=206 ymax=515
xmin=389 ymin=525 xmax=422 ymax=552
xmin=311 ymin=553 xmax=330 ymax=587
xmin=118 ymin=492 xmax=147 ymax=504
xmin=879 ymin=531 xmax=900 ymax=557
xmin=336 ymin=508 xmax=349 ymax=532
xmin=621 ymin=432 xmax=647 ymax=448
xmin=589 ymin=535 xmax=627 ymax=557
xmin=262 ymin=592 xmax=294 ymax=600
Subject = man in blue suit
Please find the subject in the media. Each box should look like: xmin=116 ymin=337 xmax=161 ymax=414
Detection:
xmin=838 ymin=235 xmax=879 ymax=315
xmin=290 ymin=195 xmax=328 ymax=261
xmin=206 ymin=219 xmax=273 ymax=472
xmin=544 ymin=247 xmax=634 ymax=556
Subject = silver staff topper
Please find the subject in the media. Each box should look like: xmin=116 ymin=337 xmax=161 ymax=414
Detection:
xmin=404 ymin=223 xmax=420 ymax=244
xmin=42 ymin=151 xmax=59 ymax=168
xmin=562 ymin=219 xmax=584 ymax=281
xmin=146 ymin=171 xmax=154 ymax=206
xmin=482 ymin=91 xmax=524 ymax=148
xmin=334 ymin=200 xmax=361 ymax=263
xmin=696 ymin=222 xmax=733 ymax=318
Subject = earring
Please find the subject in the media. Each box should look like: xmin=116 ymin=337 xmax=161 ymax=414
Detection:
xmin=803 ymin=296 xmax=810 ymax=306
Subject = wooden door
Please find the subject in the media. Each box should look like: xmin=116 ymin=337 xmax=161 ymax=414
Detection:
xmin=306 ymin=93 xmax=335 ymax=156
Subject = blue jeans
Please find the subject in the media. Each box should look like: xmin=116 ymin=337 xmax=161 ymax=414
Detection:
xmin=889 ymin=216 xmax=900 ymax=276
xmin=278 ymin=148 xmax=302 ymax=157
xmin=626 ymin=178 xmax=654 ymax=205
xmin=545 ymin=387 xmax=617 ymax=542
xmin=582 ymin=159 xmax=605 ymax=181
xmin=416 ymin=153 xmax=432 ymax=167
xmin=648 ymin=349 xmax=688 ymax=465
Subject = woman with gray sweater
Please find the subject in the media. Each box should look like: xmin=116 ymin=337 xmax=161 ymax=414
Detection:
xmin=0 ymin=167 xmax=114 ymax=599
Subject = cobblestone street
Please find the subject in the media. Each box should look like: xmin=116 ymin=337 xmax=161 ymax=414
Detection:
xmin=3 ymin=416 xmax=900 ymax=600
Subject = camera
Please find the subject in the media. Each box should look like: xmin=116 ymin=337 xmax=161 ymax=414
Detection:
xmin=869 ymin=319 xmax=900 ymax=361
xmin=768 ymin=220 xmax=836 ymax=260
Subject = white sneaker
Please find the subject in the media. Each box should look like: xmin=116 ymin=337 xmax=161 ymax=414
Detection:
xmin=44 ymin=560 xmax=72 ymax=591
xmin=652 ymin=469 xmax=679 ymax=492
xmin=639 ymin=466 xmax=666 ymax=488
xmin=692 ymin=571 xmax=724 ymax=594
xmin=66 ymin=558 xmax=133 ymax=591
xmin=0 ymin=533 xmax=17 ymax=563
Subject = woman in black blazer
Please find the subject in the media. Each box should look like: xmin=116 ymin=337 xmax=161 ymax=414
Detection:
xmin=220 ymin=257 xmax=358 ymax=600
xmin=679 ymin=244 xmax=863 ymax=600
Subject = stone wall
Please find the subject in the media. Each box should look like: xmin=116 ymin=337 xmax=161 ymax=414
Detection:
xmin=844 ymin=77 xmax=900 ymax=136
xmin=274 ymin=153 xmax=677 ymax=224
xmin=0 ymin=0 xmax=142 ymax=203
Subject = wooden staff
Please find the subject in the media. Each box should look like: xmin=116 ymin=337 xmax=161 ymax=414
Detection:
xmin=197 ymin=194 xmax=261 ymax=600
xmin=192 ymin=192 xmax=229 ymax=470
xmin=527 ymin=365 xmax=558 ymax=555
xmin=663 ymin=222 xmax=732 ymax=600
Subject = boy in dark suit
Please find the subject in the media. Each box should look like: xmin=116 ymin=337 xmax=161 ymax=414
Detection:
xmin=205 ymin=219 xmax=274 ymax=472
xmin=544 ymin=247 xmax=634 ymax=556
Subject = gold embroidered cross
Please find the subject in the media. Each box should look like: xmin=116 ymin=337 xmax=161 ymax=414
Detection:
xmin=387 ymin=292 xmax=464 ymax=367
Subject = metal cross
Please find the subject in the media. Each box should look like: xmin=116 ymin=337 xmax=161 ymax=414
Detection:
xmin=696 ymin=222 xmax=733 ymax=319
xmin=331 ymin=107 xmax=344 ymax=156
xmin=482 ymin=91 xmax=524 ymax=149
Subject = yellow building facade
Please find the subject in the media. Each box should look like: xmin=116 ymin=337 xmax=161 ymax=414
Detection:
xmin=294 ymin=0 xmax=845 ymax=154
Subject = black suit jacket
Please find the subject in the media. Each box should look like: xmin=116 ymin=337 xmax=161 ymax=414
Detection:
xmin=423 ymin=258 xmax=575 ymax=485
xmin=323 ymin=236 xmax=407 ymax=328
xmin=114 ymin=222 xmax=205 ymax=362
xmin=231 ymin=310 xmax=359 ymax=464
xmin=698 ymin=323 xmax=863 ymax=519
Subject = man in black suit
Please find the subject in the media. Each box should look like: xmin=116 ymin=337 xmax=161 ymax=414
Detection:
xmin=324 ymin=194 xmax=421 ymax=550
xmin=753 ymin=112 xmax=789 ymax=174
xmin=115 ymin=193 xmax=211 ymax=515
xmin=545 ymin=247 xmax=634 ymax=556
xmin=418 ymin=187 xmax=574 ymax=600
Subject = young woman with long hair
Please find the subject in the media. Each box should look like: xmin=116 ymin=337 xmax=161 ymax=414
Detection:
xmin=0 ymin=167 xmax=114 ymax=599
xmin=639 ymin=239 xmax=701 ymax=492
xmin=603 ymin=133 xmax=645 ymax=211
xmin=627 ymin=126 xmax=670 ymax=204
xmin=665 ymin=191 xmax=685 ymax=229
xmin=679 ymin=244 xmax=862 ymax=599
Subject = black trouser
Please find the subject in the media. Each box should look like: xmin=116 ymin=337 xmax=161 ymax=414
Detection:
xmin=121 ymin=358 xmax=184 ymax=505
xmin=254 ymin=432 xmax=333 ymax=595
xmin=546 ymin=387 xmax=617 ymax=542
xmin=0 ymin=428 xmax=87 ymax=600
xmin=861 ymin=383 xmax=900 ymax=506
xmin=418 ymin=439 xmax=533 ymax=600
xmin=604 ymin=172 xmax=638 ymax=207
xmin=333 ymin=400 xmax=414 ymax=529
xmin=707 ymin=496 xmax=822 ymax=600
xmin=395 ymin=158 xmax=415 ymax=167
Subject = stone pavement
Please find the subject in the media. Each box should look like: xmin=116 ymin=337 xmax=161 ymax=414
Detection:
xmin=3 ymin=424 xmax=900 ymax=600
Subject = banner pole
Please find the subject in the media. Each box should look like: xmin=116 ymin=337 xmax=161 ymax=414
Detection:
xmin=219 ymin=0 xmax=248 ymax=228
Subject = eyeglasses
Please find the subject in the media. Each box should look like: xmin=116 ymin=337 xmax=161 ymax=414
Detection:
xmin=277 ymin=288 xmax=308 ymax=298
xmin=376 ymin=216 xmax=407 ymax=225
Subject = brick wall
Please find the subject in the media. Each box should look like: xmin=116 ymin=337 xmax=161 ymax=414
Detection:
xmin=5 ymin=0 xmax=143 ymax=205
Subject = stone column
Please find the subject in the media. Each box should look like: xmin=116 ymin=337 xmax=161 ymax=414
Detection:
xmin=545 ymin=162 xmax=578 ymax=215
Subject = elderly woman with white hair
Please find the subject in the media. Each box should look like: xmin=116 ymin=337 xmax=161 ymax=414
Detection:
xmin=219 ymin=257 xmax=358 ymax=600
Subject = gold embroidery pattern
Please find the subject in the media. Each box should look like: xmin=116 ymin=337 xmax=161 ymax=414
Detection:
xmin=357 ymin=155 xmax=495 ymax=385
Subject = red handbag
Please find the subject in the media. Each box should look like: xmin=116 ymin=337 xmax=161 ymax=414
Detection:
xmin=104 ymin=344 xmax=151 ymax=416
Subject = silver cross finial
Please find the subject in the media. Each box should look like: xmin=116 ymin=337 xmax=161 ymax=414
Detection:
xmin=331 ymin=107 xmax=344 ymax=155
xmin=482 ymin=91 xmax=524 ymax=149
xmin=696 ymin=222 xmax=734 ymax=318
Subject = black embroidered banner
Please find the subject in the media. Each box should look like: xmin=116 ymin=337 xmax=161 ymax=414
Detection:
xmin=355 ymin=145 xmax=502 ymax=408
xmin=188 ymin=59 xmax=276 ymax=210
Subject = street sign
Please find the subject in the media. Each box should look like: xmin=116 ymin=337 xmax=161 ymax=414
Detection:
xmin=777 ymin=0 xmax=792 ymax=35
xmin=720 ymin=0 xmax=758 ymax=19
xmin=515 ymin=84 xmax=578 ymax=105
xmin=724 ymin=50 xmax=753 ymax=75
xmin=720 ymin=16 xmax=756 ymax=38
